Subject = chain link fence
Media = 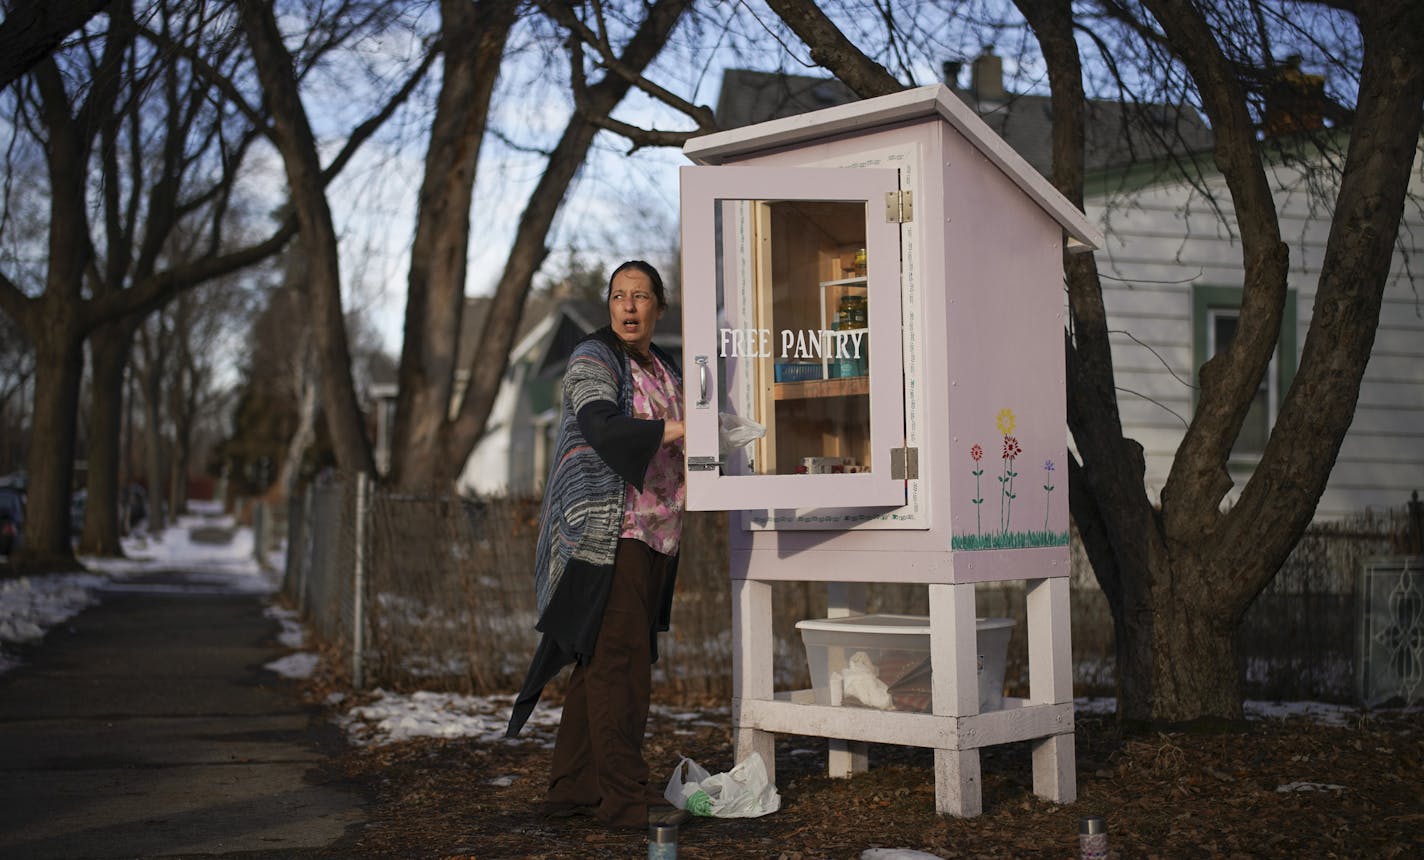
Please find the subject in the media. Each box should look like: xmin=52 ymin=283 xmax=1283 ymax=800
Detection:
xmin=277 ymin=473 xmax=1417 ymax=705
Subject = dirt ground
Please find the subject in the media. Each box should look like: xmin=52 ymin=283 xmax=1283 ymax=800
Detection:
xmin=329 ymin=693 xmax=1424 ymax=860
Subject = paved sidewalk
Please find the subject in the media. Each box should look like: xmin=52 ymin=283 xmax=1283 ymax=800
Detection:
xmin=0 ymin=569 xmax=365 ymax=859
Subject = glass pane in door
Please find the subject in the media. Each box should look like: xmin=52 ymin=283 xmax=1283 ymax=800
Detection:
xmin=712 ymin=198 xmax=875 ymax=478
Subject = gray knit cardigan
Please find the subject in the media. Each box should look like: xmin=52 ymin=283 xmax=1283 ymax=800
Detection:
xmin=507 ymin=326 xmax=681 ymax=736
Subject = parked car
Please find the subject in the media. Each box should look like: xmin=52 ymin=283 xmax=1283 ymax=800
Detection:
xmin=0 ymin=486 xmax=24 ymax=557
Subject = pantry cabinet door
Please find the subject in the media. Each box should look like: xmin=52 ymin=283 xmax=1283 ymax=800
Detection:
xmin=680 ymin=165 xmax=906 ymax=511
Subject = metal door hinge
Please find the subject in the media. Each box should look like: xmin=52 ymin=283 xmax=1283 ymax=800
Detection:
xmin=885 ymin=190 xmax=913 ymax=223
xmin=688 ymin=456 xmax=723 ymax=472
xmin=890 ymin=447 xmax=918 ymax=480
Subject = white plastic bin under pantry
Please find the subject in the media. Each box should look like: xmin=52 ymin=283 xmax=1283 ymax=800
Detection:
xmin=796 ymin=614 xmax=1016 ymax=713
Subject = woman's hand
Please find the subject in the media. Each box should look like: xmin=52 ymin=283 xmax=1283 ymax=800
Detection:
xmin=661 ymin=419 xmax=685 ymax=444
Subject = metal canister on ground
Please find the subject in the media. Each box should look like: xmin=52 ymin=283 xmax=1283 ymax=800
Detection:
xmin=1079 ymin=815 xmax=1108 ymax=859
xmin=649 ymin=822 xmax=678 ymax=859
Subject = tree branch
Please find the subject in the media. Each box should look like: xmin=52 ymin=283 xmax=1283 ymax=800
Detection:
xmin=761 ymin=0 xmax=903 ymax=98
xmin=0 ymin=269 xmax=31 ymax=326
xmin=0 ymin=0 xmax=112 ymax=93
xmin=535 ymin=0 xmax=716 ymax=129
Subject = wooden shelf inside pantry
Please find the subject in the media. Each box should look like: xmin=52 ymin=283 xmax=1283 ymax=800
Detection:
xmin=774 ymin=376 xmax=869 ymax=400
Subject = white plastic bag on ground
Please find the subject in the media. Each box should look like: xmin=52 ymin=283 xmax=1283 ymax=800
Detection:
xmin=664 ymin=751 xmax=781 ymax=818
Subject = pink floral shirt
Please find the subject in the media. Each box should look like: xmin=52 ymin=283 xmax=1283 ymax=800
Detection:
xmin=621 ymin=354 xmax=685 ymax=554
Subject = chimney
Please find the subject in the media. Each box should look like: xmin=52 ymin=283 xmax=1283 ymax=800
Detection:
xmin=1263 ymin=54 xmax=1326 ymax=137
xmin=971 ymin=49 xmax=1004 ymax=102
xmin=942 ymin=60 xmax=963 ymax=90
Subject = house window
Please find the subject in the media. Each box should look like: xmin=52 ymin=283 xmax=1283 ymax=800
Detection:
xmin=1192 ymin=286 xmax=1297 ymax=461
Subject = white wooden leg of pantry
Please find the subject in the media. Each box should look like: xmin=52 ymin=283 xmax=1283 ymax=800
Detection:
xmin=933 ymin=747 xmax=982 ymax=817
xmin=928 ymin=582 xmax=983 ymax=816
xmin=828 ymin=740 xmax=868 ymax=778
xmin=1026 ymin=576 xmax=1076 ymax=803
xmin=1031 ymin=732 xmax=1076 ymax=803
xmin=732 ymin=578 xmax=776 ymax=785
xmin=826 ymin=582 xmax=869 ymax=778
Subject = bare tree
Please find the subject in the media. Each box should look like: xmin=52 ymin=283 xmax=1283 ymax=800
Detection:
xmin=758 ymin=0 xmax=1424 ymax=721
xmin=77 ymin=2 xmax=265 ymax=555
xmin=235 ymin=0 xmax=704 ymax=492
xmin=0 ymin=1 xmax=430 ymax=571
xmin=0 ymin=2 xmax=285 ymax=570
xmin=392 ymin=0 xmax=707 ymax=491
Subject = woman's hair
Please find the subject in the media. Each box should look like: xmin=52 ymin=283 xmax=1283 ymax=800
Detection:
xmin=607 ymin=260 xmax=667 ymax=309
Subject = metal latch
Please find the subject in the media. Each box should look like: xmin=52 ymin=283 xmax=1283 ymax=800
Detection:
xmin=688 ymin=456 xmax=723 ymax=472
xmin=885 ymin=190 xmax=913 ymax=223
xmin=890 ymin=447 xmax=918 ymax=480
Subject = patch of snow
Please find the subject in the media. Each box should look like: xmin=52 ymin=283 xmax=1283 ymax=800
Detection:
xmin=1074 ymin=696 xmax=1380 ymax=728
xmin=1275 ymin=781 xmax=1346 ymax=793
xmin=1244 ymin=700 xmax=1359 ymax=727
xmin=85 ymin=509 xmax=276 ymax=595
xmin=2 ymin=509 xmax=278 ymax=675
xmin=337 ymin=689 xmax=563 ymax=747
xmin=266 ymin=652 xmax=321 ymax=679
xmin=264 ymin=605 xmax=306 ymax=649
xmin=861 ymin=850 xmax=947 ymax=860
xmin=488 ymin=775 xmax=516 ymax=787
xmin=1073 ymin=696 xmax=1118 ymax=715
xmin=0 ymin=573 xmax=107 ymax=645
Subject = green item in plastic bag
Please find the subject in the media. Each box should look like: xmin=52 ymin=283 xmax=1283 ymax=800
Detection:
xmin=663 ymin=752 xmax=780 ymax=818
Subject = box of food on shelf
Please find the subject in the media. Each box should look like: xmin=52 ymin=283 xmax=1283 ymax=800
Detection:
xmin=774 ymin=360 xmax=823 ymax=382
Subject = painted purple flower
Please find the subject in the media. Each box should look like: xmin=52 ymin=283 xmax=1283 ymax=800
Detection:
xmin=1044 ymin=460 xmax=1055 ymax=472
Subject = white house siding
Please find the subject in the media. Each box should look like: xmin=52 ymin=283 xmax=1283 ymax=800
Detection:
xmin=457 ymin=364 xmax=519 ymax=497
xmin=1085 ymin=140 xmax=1424 ymax=520
xmin=457 ymin=311 xmax=565 ymax=498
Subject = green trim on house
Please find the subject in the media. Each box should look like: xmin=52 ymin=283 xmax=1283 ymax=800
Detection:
xmin=1191 ymin=284 xmax=1298 ymax=462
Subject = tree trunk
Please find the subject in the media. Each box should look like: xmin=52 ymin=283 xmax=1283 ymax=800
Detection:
xmin=430 ymin=0 xmax=692 ymax=487
xmin=13 ymin=304 xmax=85 ymax=572
xmin=280 ymin=338 xmax=319 ymax=503
xmin=9 ymin=56 xmax=93 ymax=573
xmin=137 ymin=324 xmax=169 ymax=535
xmin=237 ymin=0 xmax=375 ymax=479
xmin=77 ymin=315 xmax=139 ymax=556
xmin=388 ymin=0 xmax=516 ymax=492
xmin=1147 ymin=561 xmax=1245 ymax=722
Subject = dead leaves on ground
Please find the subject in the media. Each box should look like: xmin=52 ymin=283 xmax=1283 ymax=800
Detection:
xmin=332 ymin=707 xmax=1424 ymax=859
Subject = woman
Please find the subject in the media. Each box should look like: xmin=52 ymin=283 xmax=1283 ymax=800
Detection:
xmin=506 ymin=260 xmax=688 ymax=830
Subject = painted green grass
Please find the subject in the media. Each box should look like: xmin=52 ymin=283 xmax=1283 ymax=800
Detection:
xmin=951 ymin=530 xmax=1070 ymax=551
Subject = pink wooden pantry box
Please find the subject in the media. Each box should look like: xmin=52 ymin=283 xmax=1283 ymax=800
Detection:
xmin=678 ymin=84 xmax=1102 ymax=816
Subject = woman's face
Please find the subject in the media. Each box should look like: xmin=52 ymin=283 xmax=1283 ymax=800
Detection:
xmin=608 ymin=268 xmax=664 ymax=355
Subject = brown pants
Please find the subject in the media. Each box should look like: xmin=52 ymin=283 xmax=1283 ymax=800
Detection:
xmin=545 ymin=538 xmax=672 ymax=827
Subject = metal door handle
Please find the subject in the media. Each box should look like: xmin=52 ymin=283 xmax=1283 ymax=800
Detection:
xmin=695 ymin=356 xmax=710 ymax=408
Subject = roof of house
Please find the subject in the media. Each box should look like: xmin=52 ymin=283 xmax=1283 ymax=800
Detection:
xmin=713 ymin=68 xmax=1215 ymax=178
xmin=529 ymin=299 xmax=684 ymax=378
xmin=690 ymin=82 xmax=1104 ymax=250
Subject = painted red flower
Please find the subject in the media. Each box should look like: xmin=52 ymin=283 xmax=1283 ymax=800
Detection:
xmin=1002 ymin=436 xmax=1021 ymax=459
xmin=970 ymin=444 xmax=983 ymax=462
